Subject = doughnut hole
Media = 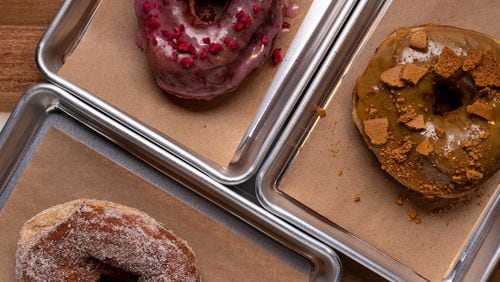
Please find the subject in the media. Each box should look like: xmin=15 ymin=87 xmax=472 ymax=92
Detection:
xmin=432 ymin=75 xmax=476 ymax=116
xmin=91 ymin=257 xmax=140 ymax=282
xmin=100 ymin=273 xmax=139 ymax=282
xmin=192 ymin=0 xmax=228 ymax=23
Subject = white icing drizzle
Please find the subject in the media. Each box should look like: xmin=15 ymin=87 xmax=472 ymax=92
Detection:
xmin=397 ymin=40 xmax=466 ymax=64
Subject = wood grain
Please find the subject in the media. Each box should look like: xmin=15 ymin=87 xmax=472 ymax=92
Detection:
xmin=0 ymin=0 xmax=63 ymax=26
xmin=0 ymin=26 xmax=45 ymax=111
xmin=0 ymin=0 xmax=62 ymax=112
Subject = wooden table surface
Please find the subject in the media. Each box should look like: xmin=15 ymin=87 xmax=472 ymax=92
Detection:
xmin=0 ymin=0 xmax=63 ymax=111
xmin=0 ymin=1 xmax=498 ymax=281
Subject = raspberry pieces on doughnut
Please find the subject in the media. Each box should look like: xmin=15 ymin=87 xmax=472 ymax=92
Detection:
xmin=134 ymin=0 xmax=289 ymax=100
xmin=353 ymin=24 xmax=500 ymax=198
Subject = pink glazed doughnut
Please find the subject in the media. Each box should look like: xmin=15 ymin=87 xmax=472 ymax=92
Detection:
xmin=135 ymin=0 xmax=288 ymax=100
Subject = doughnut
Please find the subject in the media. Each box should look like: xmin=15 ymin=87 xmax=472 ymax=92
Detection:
xmin=134 ymin=0 xmax=288 ymax=100
xmin=16 ymin=199 xmax=200 ymax=281
xmin=352 ymin=24 xmax=499 ymax=198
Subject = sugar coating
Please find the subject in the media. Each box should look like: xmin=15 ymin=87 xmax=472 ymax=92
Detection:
xmin=16 ymin=200 xmax=200 ymax=281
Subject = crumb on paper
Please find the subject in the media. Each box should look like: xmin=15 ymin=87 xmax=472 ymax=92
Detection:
xmin=430 ymin=202 xmax=458 ymax=216
xmin=408 ymin=207 xmax=417 ymax=219
xmin=354 ymin=194 xmax=361 ymax=202
xmin=394 ymin=196 xmax=404 ymax=206
xmin=329 ymin=148 xmax=339 ymax=157
xmin=314 ymin=107 xmax=327 ymax=117
xmin=408 ymin=207 xmax=422 ymax=224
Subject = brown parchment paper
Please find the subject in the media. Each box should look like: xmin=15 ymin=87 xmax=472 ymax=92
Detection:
xmin=58 ymin=0 xmax=312 ymax=166
xmin=279 ymin=0 xmax=500 ymax=280
xmin=0 ymin=128 xmax=307 ymax=281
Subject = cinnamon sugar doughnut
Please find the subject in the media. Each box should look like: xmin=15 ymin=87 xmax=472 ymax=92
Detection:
xmin=135 ymin=0 xmax=289 ymax=100
xmin=353 ymin=24 xmax=500 ymax=198
xmin=16 ymin=199 xmax=200 ymax=281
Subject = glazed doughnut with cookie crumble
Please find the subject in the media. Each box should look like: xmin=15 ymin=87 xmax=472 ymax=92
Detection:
xmin=135 ymin=0 xmax=295 ymax=100
xmin=353 ymin=24 xmax=499 ymax=198
xmin=15 ymin=199 xmax=200 ymax=281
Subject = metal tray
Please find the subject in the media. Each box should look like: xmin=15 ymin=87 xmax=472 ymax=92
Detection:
xmin=36 ymin=0 xmax=358 ymax=185
xmin=256 ymin=0 xmax=500 ymax=281
xmin=0 ymin=84 xmax=342 ymax=281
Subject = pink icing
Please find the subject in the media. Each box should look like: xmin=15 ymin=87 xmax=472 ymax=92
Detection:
xmin=135 ymin=0 xmax=288 ymax=100
xmin=286 ymin=3 xmax=300 ymax=18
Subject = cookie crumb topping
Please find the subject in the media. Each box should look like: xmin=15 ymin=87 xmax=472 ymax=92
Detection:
xmin=405 ymin=114 xmax=426 ymax=130
xmin=467 ymin=101 xmax=495 ymax=121
xmin=380 ymin=65 xmax=405 ymax=87
xmin=462 ymin=48 xmax=483 ymax=71
xmin=434 ymin=47 xmax=462 ymax=78
xmin=409 ymin=31 xmax=428 ymax=52
xmin=364 ymin=118 xmax=389 ymax=145
xmin=416 ymin=138 xmax=434 ymax=156
xmin=401 ymin=64 xmax=428 ymax=85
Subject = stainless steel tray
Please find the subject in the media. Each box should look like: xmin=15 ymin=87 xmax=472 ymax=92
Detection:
xmin=0 ymin=83 xmax=341 ymax=281
xmin=36 ymin=0 xmax=358 ymax=185
xmin=256 ymin=1 xmax=500 ymax=281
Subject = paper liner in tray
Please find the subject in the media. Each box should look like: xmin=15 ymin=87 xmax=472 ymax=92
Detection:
xmin=276 ymin=0 xmax=499 ymax=280
xmin=58 ymin=0 xmax=312 ymax=166
xmin=0 ymin=128 xmax=308 ymax=281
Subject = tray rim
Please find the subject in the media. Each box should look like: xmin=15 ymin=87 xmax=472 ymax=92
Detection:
xmin=0 ymin=83 xmax=343 ymax=281
xmin=35 ymin=0 xmax=358 ymax=185
xmin=255 ymin=0 xmax=500 ymax=281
